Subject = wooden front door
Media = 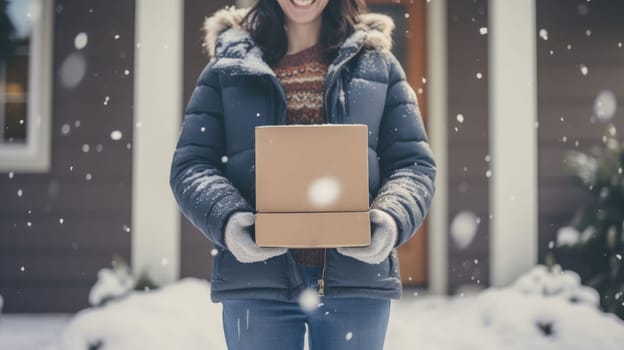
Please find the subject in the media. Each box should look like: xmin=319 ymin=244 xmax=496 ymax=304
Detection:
xmin=367 ymin=0 xmax=428 ymax=287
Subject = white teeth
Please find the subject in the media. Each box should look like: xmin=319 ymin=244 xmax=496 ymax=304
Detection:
xmin=292 ymin=0 xmax=314 ymax=6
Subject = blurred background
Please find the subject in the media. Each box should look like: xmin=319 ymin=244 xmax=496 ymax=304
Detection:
xmin=0 ymin=0 xmax=623 ymax=349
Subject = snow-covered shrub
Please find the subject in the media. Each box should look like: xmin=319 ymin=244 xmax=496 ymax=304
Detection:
xmin=508 ymin=264 xmax=600 ymax=307
xmin=87 ymin=255 xmax=160 ymax=307
xmin=551 ymin=129 xmax=624 ymax=319
xmin=89 ymin=266 xmax=135 ymax=307
xmin=53 ymin=270 xmax=624 ymax=350
xmin=57 ymin=279 xmax=222 ymax=350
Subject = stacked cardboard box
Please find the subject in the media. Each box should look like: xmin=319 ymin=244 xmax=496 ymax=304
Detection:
xmin=254 ymin=124 xmax=371 ymax=248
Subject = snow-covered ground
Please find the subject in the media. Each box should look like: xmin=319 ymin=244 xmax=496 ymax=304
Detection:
xmin=0 ymin=314 xmax=73 ymax=350
xmin=1 ymin=265 xmax=624 ymax=350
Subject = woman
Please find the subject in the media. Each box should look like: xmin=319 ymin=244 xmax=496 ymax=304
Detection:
xmin=169 ymin=0 xmax=436 ymax=348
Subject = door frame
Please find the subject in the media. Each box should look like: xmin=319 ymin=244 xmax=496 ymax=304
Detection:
xmin=367 ymin=0 xmax=429 ymax=287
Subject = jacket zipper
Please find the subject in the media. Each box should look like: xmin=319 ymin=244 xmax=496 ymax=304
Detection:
xmin=265 ymin=37 xmax=366 ymax=298
xmin=317 ymin=40 xmax=366 ymax=297
xmin=322 ymin=41 xmax=366 ymax=123
xmin=318 ymin=248 xmax=327 ymax=296
xmin=267 ymin=76 xmax=287 ymax=125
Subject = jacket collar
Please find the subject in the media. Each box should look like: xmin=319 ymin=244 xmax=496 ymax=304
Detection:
xmin=200 ymin=6 xmax=395 ymax=77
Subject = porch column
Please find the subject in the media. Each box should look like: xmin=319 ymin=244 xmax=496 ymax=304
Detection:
xmin=488 ymin=0 xmax=538 ymax=286
xmin=132 ymin=0 xmax=183 ymax=284
xmin=427 ymin=0 xmax=449 ymax=295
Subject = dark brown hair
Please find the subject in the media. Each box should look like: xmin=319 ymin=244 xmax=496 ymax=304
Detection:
xmin=242 ymin=0 xmax=367 ymax=66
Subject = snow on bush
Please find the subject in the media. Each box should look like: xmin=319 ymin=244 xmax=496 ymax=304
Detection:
xmin=88 ymin=265 xmax=135 ymax=307
xmin=51 ymin=266 xmax=624 ymax=350
xmin=54 ymin=279 xmax=222 ymax=350
xmin=508 ymin=264 xmax=600 ymax=306
xmin=386 ymin=265 xmax=623 ymax=349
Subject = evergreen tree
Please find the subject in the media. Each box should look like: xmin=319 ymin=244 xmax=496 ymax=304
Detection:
xmin=551 ymin=124 xmax=624 ymax=319
xmin=0 ymin=0 xmax=16 ymax=63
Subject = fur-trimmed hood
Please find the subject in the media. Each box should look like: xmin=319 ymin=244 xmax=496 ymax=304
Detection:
xmin=201 ymin=6 xmax=395 ymax=59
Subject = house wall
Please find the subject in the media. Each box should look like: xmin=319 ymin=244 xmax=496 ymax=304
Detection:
xmin=446 ymin=0 xmax=490 ymax=293
xmin=536 ymin=0 xmax=624 ymax=263
xmin=0 ymin=0 xmax=135 ymax=312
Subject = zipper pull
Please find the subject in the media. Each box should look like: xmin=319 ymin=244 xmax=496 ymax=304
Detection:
xmin=317 ymin=278 xmax=325 ymax=296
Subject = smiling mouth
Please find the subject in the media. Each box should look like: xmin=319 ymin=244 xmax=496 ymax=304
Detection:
xmin=290 ymin=0 xmax=316 ymax=8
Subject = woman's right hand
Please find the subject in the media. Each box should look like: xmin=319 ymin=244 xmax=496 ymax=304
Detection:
xmin=224 ymin=212 xmax=288 ymax=263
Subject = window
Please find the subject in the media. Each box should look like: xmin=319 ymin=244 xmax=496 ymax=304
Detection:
xmin=0 ymin=0 xmax=53 ymax=172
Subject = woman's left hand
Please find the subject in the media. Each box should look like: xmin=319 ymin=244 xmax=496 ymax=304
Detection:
xmin=336 ymin=209 xmax=398 ymax=265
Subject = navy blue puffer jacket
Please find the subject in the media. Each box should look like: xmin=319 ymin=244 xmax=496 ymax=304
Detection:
xmin=169 ymin=7 xmax=436 ymax=302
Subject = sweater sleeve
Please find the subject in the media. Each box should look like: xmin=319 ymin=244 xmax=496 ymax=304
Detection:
xmin=169 ymin=60 xmax=254 ymax=250
xmin=370 ymin=51 xmax=437 ymax=249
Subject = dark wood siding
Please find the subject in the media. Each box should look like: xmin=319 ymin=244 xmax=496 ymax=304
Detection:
xmin=446 ymin=0 xmax=490 ymax=293
xmin=0 ymin=0 xmax=135 ymax=313
xmin=537 ymin=0 xmax=624 ymax=263
xmin=179 ymin=0 xmax=231 ymax=279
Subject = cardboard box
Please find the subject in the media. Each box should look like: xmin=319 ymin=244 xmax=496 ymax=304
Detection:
xmin=254 ymin=124 xmax=371 ymax=248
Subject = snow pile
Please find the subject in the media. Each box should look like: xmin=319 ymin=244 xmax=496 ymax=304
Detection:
xmin=48 ymin=266 xmax=624 ymax=350
xmin=54 ymin=279 xmax=222 ymax=350
xmin=0 ymin=314 xmax=73 ymax=350
xmin=386 ymin=265 xmax=621 ymax=349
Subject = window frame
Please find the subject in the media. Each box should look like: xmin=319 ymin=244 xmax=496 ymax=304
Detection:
xmin=0 ymin=0 xmax=54 ymax=173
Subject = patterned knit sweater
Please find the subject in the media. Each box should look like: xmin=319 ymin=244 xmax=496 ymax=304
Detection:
xmin=270 ymin=43 xmax=327 ymax=266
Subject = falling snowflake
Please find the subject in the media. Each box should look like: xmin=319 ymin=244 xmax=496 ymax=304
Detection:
xmin=451 ymin=211 xmax=480 ymax=250
xmin=579 ymin=64 xmax=588 ymax=76
xmin=593 ymin=90 xmax=617 ymax=122
xmin=298 ymin=288 xmax=321 ymax=312
xmin=111 ymin=130 xmax=123 ymax=141
xmin=308 ymin=176 xmax=342 ymax=208
xmin=74 ymin=32 xmax=88 ymax=50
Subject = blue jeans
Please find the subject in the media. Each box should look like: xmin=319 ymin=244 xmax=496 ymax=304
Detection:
xmin=221 ymin=262 xmax=391 ymax=349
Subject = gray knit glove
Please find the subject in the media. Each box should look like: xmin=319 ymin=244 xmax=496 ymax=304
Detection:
xmin=337 ymin=209 xmax=399 ymax=264
xmin=224 ymin=212 xmax=288 ymax=263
